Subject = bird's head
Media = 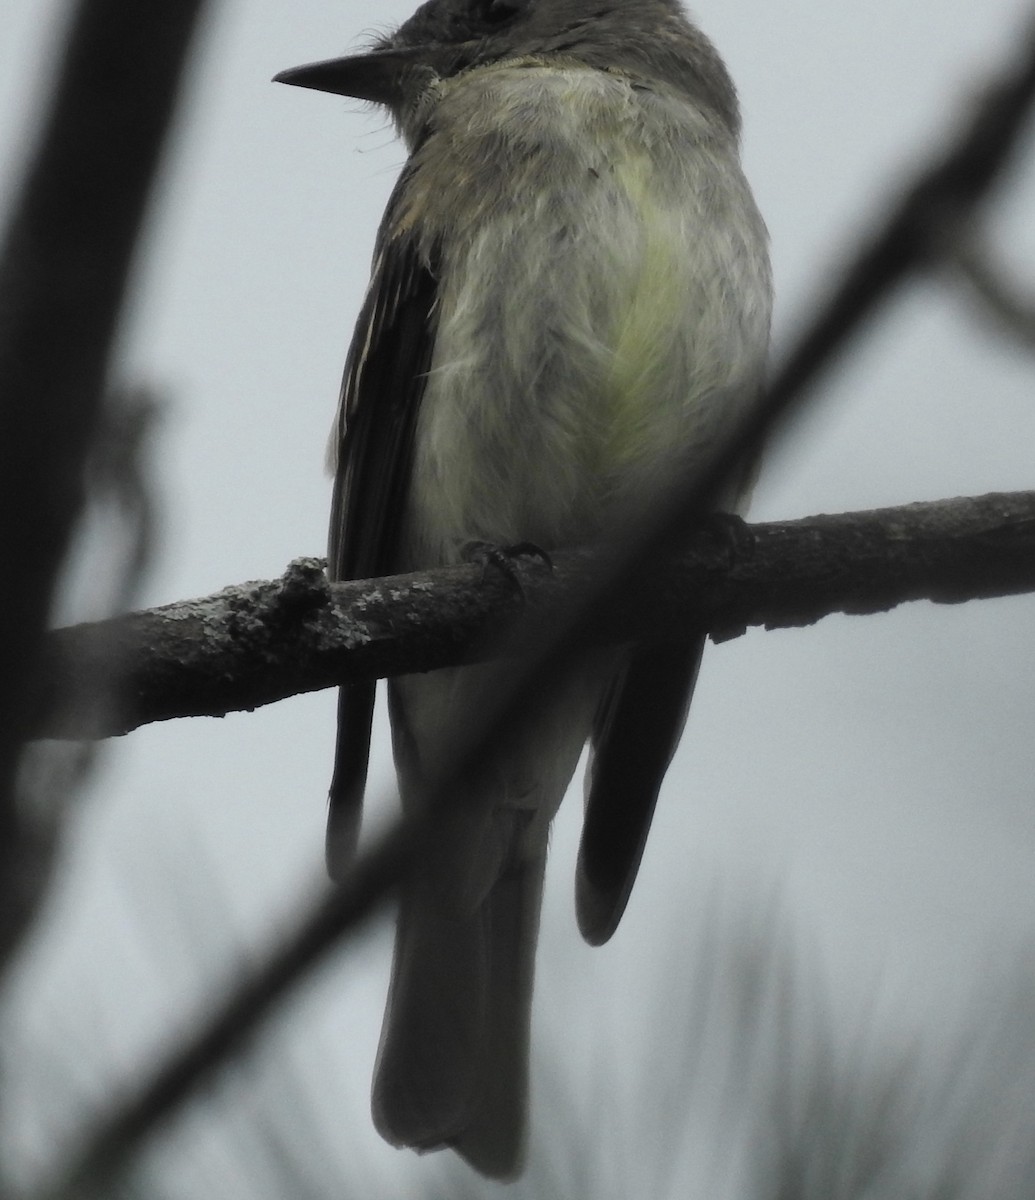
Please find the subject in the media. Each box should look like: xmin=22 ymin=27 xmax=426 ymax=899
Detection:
xmin=274 ymin=0 xmax=738 ymax=138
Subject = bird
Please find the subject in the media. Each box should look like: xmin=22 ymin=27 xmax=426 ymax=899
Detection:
xmin=275 ymin=0 xmax=771 ymax=1178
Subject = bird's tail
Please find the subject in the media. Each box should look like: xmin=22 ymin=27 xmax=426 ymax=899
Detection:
xmin=372 ymin=851 xmax=546 ymax=1180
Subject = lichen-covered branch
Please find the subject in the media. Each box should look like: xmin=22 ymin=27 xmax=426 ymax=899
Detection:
xmin=34 ymin=491 xmax=1035 ymax=742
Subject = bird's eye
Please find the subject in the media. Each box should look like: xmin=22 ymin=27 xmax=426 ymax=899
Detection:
xmin=474 ymin=0 xmax=528 ymax=24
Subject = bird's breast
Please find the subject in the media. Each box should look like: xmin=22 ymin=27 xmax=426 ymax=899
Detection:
xmin=397 ymin=64 xmax=771 ymax=570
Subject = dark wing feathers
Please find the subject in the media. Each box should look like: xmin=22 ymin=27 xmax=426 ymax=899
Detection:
xmin=325 ymin=174 xmax=702 ymax=949
xmin=326 ymin=198 xmax=439 ymax=880
xmin=576 ymin=638 xmax=705 ymax=944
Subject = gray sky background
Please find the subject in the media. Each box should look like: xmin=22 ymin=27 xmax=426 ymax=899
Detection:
xmin=2 ymin=0 xmax=1035 ymax=1195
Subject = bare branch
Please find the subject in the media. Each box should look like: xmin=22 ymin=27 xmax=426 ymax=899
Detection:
xmin=33 ymin=490 xmax=1035 ymax=741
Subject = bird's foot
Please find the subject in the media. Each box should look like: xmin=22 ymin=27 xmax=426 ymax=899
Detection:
xmin=460 ymin=540 xmax=553 ymax=599
xmin=699 ymin=512 xmax=753 ymax=570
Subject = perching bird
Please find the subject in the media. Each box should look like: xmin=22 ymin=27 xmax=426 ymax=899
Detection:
xmin=276 ymin=0 xmax=771 ymax=1178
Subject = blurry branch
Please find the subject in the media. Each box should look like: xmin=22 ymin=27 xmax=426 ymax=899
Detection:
xmin=34 ymin=490 xmax=1035 ymax=741
xmin=63 ymin=888 xmax=1035 ymax=1200
xmin=30 ymin=816 xmax=417 ymax=1200
xmin=36 ymin=388 xmax=165 ymax=731
xmin=19 ymin=388 xmax=165 ymax=827
xmin=84 ymin=386 xmax=164 ymax=616
xmin=0 ymin=0 xmax=208 ymax=965
xmin=941 ymin=225 xmax=1035 ymax=351
xmin=25 ymin=7 xmax=1035 ymax=1200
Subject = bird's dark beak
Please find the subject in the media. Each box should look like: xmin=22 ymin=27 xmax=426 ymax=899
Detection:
xmin=273 ymin=49 xmax=428 ymax=107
